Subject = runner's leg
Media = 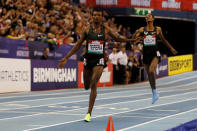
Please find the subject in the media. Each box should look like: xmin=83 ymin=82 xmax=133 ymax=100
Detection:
xmin=88 ymin=66 xmax=104 ymax=114
xmin=83 ymin=69 xmax=92 ymax=90
xmin=145 ymin=57 xmax=158 ymax=91
xmin=145 ymin=57 xmax=159 ymax=104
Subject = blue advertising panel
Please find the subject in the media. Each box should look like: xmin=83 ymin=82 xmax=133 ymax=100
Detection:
xmin=28 ymin=41 xmax=76 ymax=60
xmin=31 ymin=59 xmax=78 ymax=91
xmin=0 ymin=38 xmax=77 ymax=60
xmin=155 ymin=58 xmax=168 ymax=78
xmin=144 ymin=58 xmax=168 ymax=80
xmin=0 ymin=38 xmax=28 ymax=59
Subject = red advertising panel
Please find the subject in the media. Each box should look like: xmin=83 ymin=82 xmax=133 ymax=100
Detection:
xmin=86 ymin=0 xmax=197 ymax=12
xmin=78 ymin=62 xmax=113 ymax=88
xmin=118 ymin=0 xmax=130 ymax=7
xmin=185 ymin=0 xmax=197 ymax=11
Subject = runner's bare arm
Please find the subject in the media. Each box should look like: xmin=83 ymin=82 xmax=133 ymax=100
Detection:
xmin=135 ymin=27 xmax=144 ymax=37
xmin=104 ymin=23 xmax=138 ymax=42
xmin=157 ymin=27 xmax=177 ymax=55
xmin=58 ymin=29 xmax=88 ymax=68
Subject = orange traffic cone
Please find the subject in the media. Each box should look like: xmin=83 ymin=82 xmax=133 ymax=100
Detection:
xmin=106 ymin=116 xmax=115 ymax=131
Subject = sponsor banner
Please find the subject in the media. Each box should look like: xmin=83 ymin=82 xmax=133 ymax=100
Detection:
xmin=144 ymin=58 xmax=168 ymax=80
xmin=78 ymin=62 xmax=113 ymax=88
xmin=87 ymin=0 xmax=129 ymax=7
xmin=0 ymin=38 xmax=28 ymax=59
xmin=161 ymin=0 xmax=182 ymax=10
xmin=96 ymin=0 xmax=118 ymax=5
xmin=0 ymin=38 xmax=76 ymax=60
xmin=0 ymin=58 xmax=31 ymax=93
xmin=168 ymin=55 xmax=193 ymax=76
xmin=31 ymin=59 xmax=78 ymax=91
xmin=86 ymin=0 xmax=197 ymax=12
xmin=29 ymin=41 xmax=76 ymax=60
xmin=130 ymin=0 xmax=153 ymax=8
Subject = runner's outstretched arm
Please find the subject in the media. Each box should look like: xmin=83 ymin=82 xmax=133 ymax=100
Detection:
xmin=157 ymin=27 xmax=177 ymax=55
xmin=104 ymin=23 xmax=139 ymax=43
xmin=58 ymin=31 xmax=87 ymax=68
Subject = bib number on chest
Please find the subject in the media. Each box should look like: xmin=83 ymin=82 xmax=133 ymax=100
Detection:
xmin=144 ymin=35 xmax=156 ymax=46
xmin=88 ymin=40 xmax=104 ymax=54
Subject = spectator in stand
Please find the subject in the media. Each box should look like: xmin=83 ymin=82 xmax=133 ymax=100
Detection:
xmin=41 ymin=47 xmax=50 ymax=60
xmin=47 ymin=32 xmax=56 ymax=51
xmin=126 ymin=51 xmax=133 ymax=84
xmin=109 ymin=47 xmax=118 ymax=84
xmin=117 ymin=46 xmax=128 ymax=84
xmin=0 ymin=19 xmax=11 ymax=36
xmin=130 ymin=54 xmax=139 ymax=83
xmin=7 ymin=28 xmax=19 ymax=39
xmin=18 ymin=28 xmax=26 ymax=40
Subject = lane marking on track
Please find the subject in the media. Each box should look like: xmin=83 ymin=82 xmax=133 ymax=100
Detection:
xmin=118 ymin=107 xmax=197 ymax=131
xmin=0 ymin=87 xmax=197 ymax=121
xmin=23 ymin=97 xmax=197 ymax=131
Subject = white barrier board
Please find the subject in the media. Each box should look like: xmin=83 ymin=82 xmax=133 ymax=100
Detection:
xmin=0 ymin=58 xmax=31 ymax=93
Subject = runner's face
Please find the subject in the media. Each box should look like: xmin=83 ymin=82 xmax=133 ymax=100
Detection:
xmin=145 ymin=14 xmax=154 ymax=23
xmin=93 ymin=11 xmax=102 ymax=23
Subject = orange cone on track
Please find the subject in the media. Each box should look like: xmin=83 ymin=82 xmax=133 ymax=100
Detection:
xmin=106 ymin=116 xmax=114 ymax=131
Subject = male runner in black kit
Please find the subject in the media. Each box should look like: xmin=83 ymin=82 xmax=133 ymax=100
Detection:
xmin=134 ymin=13 xmax=177 ymax=104
xmin=58 ymin=8 xmax=138 ymax=122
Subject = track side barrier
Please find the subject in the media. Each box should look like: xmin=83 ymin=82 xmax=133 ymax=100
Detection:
xmin=144 ymin=58 xmax=169 ymax=80
xmin=0 ymin=58 xmax=31 ymax=93
xmin=78 ymin=62 xmax=113 ymax=88
xmin=31 ymin=59 xmax=78 ymax=91
xmin=168 ymin=54 xmax=193 ymax=76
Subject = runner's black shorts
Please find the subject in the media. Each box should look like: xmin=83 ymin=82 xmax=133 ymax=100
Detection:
xmin=143 ymin=51 xmax=161 ymax=65
xmin=83 ymin=57 xmax=107 ymax=71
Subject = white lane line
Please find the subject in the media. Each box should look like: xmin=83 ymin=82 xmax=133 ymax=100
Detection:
xmin=118 ymin=107 xmax=197 ymax=131
xmin=48 ymin=113 xmax=85 ymax=116
xmin=1 ymin=111 xmax=45 ymax=114
xmin=0 ymin=84 xmax=196 ymax=112
xmin=146 ymin=109 xmax=178 ymax=112
xmin=6 ymin=104 xmax=30 ymax=107
xmin=23 ymin=97 xmax=197 ymax=131
xmin=114 ymin=115 xmax=160 ymax=119
xmin=1 ymin=89 xmax=197 ymax=122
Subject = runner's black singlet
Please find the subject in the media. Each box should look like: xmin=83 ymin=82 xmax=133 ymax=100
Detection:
xmin=143 ymin=26 xmax=160 ymax=65
xmin=84 ymin=25 xmax=105 ymax=59
xmin=83 ymin=25 xmax=106 ymax=70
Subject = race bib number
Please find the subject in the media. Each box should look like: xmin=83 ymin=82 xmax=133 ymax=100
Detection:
xmin=88 ymin=40 xmax=104 ymax=54
xmin=144 ymin=35 xmax=156 ymax=46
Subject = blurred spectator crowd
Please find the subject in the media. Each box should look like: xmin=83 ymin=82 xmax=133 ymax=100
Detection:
xmin=0 ymin=0 xmax=147 ymax=84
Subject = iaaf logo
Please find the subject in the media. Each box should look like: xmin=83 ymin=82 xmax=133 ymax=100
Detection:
xmin=131 ymin=0 xmax=151 ymax=7
xmin=162 ymin=0 xmax=181 ymax=9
